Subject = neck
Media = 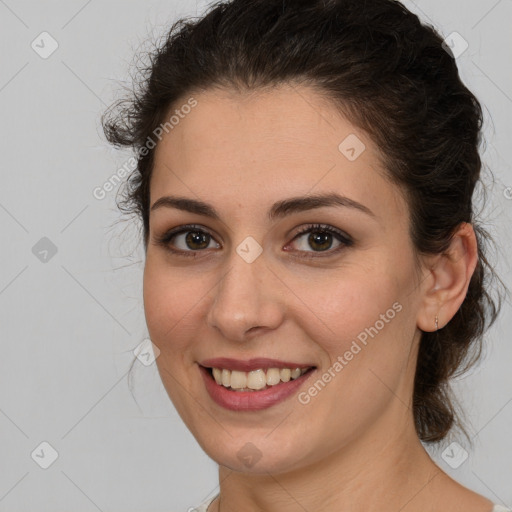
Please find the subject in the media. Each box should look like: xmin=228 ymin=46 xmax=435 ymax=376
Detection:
xmin=213 ymin=406 xmax=446 ymax=512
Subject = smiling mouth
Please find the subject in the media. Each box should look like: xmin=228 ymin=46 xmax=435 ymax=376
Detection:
xmin=204 ymin=366 xmax=315 ymax=392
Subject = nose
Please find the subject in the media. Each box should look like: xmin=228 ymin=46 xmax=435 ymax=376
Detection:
xmin=206 ymin=247 xmax=286 ymax=343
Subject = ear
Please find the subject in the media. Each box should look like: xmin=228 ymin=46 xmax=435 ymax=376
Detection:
xmin=416 ymin=222 xmax=478 ymax=332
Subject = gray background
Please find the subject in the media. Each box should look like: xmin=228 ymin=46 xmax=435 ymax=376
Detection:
xmin=0 ymin=0 xmax=511 ymax=510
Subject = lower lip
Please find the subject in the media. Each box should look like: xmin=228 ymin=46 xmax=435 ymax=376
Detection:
xmin=199 ymin=365 xmax=316 ymax=411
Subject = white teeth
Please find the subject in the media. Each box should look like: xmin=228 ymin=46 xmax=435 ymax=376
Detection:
xmin=230 ymin=370 xmax=248 ymax=390
xmin=247 ymin=369 xmax=267 ymax=390
xmin=266 ymin=368 xmax=281 ymax=386
xmin=280 ymin=368 xmax=291 ymax=382
xmin=290 ymin=368 xmax=301 ymax=379
xmin=212 ymin=367 xmax=222 ymax=385
xmin=209 ymin=366 xmax=312 ymax=391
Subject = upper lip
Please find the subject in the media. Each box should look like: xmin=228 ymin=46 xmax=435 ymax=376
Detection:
xmin=199 ymin=357 xmax=316 ymax=372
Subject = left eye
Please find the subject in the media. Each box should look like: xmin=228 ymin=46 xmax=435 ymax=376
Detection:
xmin=286 ymin=224 xmax=353 ymax=256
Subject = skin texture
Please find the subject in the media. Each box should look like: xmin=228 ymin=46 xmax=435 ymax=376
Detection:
xmin=143 ymin=84 xmax=492 ymax=512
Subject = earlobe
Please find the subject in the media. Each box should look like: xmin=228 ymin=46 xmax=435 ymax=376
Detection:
xmin=416 ymin=222 xmax=478 ymax=333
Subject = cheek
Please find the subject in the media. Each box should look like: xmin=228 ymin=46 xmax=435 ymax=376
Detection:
xmin=298 ymin=263 xmax=414 ymax=410
xmin=292 ymin=264 xmax=404 ymax=354
xmin=142 ymin=258 xmax=201 ymax=350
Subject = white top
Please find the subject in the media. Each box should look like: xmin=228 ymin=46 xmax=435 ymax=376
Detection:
xmin=192 ymin=495 xmax=511 ymax=512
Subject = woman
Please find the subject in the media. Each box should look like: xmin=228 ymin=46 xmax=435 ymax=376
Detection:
xmin=102 ymin=0 xmax=508 ymax=510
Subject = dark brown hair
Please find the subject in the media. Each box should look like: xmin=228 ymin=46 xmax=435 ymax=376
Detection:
xmin=102 ymin=0 xmax=505 ymax=444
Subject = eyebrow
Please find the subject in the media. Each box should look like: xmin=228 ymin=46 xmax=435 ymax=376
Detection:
xmin=150 ymin=192 xmax=375 ymax=221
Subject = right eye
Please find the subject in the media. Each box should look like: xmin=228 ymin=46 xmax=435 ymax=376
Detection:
xmin=154 ymin=224 xmax=222 ymax=257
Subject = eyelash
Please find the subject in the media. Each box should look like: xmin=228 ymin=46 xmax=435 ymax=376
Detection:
xmin=154 ymin=223 xmax=353 ymax=259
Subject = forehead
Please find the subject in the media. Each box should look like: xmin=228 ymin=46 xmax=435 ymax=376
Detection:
xmin=156 ymin=84 xmax=364 ymax=162
xmin=150 ymin=85 xmax=407 ymax=221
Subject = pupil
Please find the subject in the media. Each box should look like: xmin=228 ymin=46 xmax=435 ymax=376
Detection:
xmin=309 ymin=231 xmax=332 ymax=251
xmin=186 ymin=231 xmax=209 ymax=249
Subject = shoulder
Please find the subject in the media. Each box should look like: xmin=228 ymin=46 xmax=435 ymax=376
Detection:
xmin=187 ymin=500 xmax=511 ymax=511
xmin=190 ymin=494 xmax=217 ymax=512
xmin=189 ymin=499 xmax=511 ymax=512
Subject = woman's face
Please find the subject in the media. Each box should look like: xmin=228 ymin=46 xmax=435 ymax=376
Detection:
xmin=143 ymin=84 xmax=427 ymax=474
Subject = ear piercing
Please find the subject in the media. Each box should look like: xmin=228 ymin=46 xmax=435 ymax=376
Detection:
xmin=435 ymin=315 xmax=439 ymax=331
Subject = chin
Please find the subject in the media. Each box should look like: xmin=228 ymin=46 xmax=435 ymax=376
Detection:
xmin=198 ymin=434 xmax=312 ymax=475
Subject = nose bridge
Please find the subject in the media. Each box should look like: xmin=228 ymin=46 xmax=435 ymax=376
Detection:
xmin=206 ymin=247 xmax=284 ymax=341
